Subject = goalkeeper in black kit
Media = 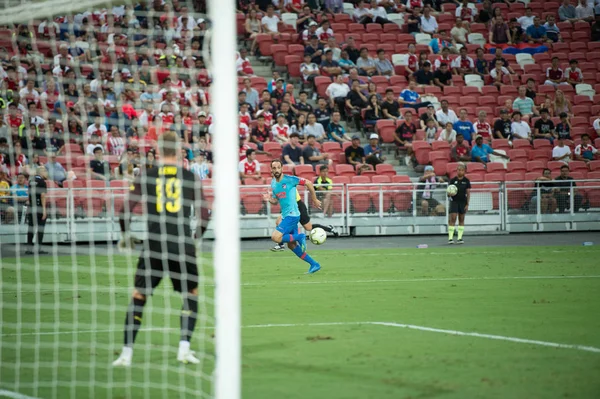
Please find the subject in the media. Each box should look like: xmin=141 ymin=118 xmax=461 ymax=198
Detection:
xmin=113 ymin=131 xmax=210 ymax=367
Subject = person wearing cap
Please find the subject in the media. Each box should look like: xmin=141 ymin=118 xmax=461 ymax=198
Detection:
xmin=493 ymin=109 xmax=513 ymax=139
xmin=345 ymin=135 xmax=366 ymax=169
xmin=305 ymin=35 xmax=325 ymax=65
xmin=364 ymin=133 xmax=386 ymax=166
xmin=417 ymin=165 xmax=446 ymax=216
xmin=471 ymin=134 xmax=509 ymax=164
xmin=303 ymin=134 xmax=333 ymax=169
xmin=282 ymin=133 xmax=304 ymax=166
xmin=301 ymin=20 xmax=319 ymax=44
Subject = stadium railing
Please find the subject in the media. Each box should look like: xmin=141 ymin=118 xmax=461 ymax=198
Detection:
xmin=0 ymin=180 xmax=598 ymax=242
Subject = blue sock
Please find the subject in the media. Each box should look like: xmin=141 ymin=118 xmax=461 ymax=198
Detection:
xmin=291 ymin=245 xmax=316 ymax=265
xmin=280 ymin=232 xmax=305 ymax=244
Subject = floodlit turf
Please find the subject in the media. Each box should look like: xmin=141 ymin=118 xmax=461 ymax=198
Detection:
xmin=1 ymin=244 xmax=600 ymax=399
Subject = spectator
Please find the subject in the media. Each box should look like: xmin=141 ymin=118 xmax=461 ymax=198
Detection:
xmin=356 ymin=47 xmax=378 ymax=77
xmin=45 ymin=151 xmax=67 ymax=185
xmin=510 ymin=17 xmax=525 ymax=44
xmin=381 ymin=89 xmax=402 ymax=121
xmin=556 ymin=112 xmax=572 ymax=140
xmin=364 ymin=133 xmax=386 ymax=166
xmin=559 ymin=0 xmax=579 ymax=22
xmin=362 ymin=0 xmax=392 ymax=25
xmin=375 ymin=49 xmax=394 ymax=77
xmin=236 ymin=48 xmax=255 ymax=77
xmin=453 ymin=109 xmax=476 ymax=143
xmin=429 ymin=31 xmax=456 ymax=55
xmin=290 ymin=114 xmax=307 ymax=139
xmin=451 ymin=18 xmax=470 ymax=46
xmin=324 ymin=37 xmax=341 ymax=62
xmin=314 ymin=97 xmax=332 ymax=128
xmin=88 ymin=147 xmax=112 ymax=181
xmin=533 ymin=169 xmax=558 ymax=214
xmin=420 ymin=105 xmax=439 ymax=130
xmin=315 ymin=20 xmax=334 ymax=44
xmin=296 ymin=5 xmax=316 ymax=33
xmin=423 ymin=118 xmax=438 ymax=143
xmin=400 ymin=79 xmax=433 ymax=110
xmin=593 ymin=112 xmax=600 ymax=136
xmin=301 ymin=21 xmax=319 ymax=44
xmin=494 ymin=109 xmax=513 ymax=139
xmin=304 ymin=134 xmax=333 ymax=169
xmin=474 ymin=48 xmax=489 ymax=77
xmin=592 ymin=14 xmax=600 ymax=41
xmin=544 ymin=15 xmax=562 ymax=43
xmin=421 ymin=7 xmax=439 ymax=34
xmin=251 ymin=114 xmax=272 ymax=150
xmin=490 ymin=59 xmax=513 ymax=88
xmin=407 ymin=9 xmax=423 ymax=36
xmin=304 ymin=113 xmax=326 ymax=142
xmin=452 ymin=47 xmax=474 ymax=77
xmin=518 ymin=7 xmax=536 ymax=30
xmin=433 ymin=47 xmax=453 ymax=69
xmin=325 ymin=75 xmax=350 ymax=113
xmin=489 ymin=50 xmax=515 ymax=75
xmin=324 ymin=0 xmax=344 ymax=14
xmin=238 ymin=148 xmax=261 ymax=183
xmin=451 ymin=133 xmax=471 ymax=162
xmin=261 ymin=5 xmax=281 ymax=35
xmin=343 ymin=37 xmax=361 ymax=64
xmin=364 ymin=94 xmax=383 ymax=129
xmin=553 ymin=90 xmax=573 ymax=117
xmin=7 ymin=173 xmax=29 ymax=222
xmin=436 ymin=100 xmax=459 ymax=125
xmin=544 ymin=57 xmax=565 ymax=87
xmin=293 ymin=91 xmax=313 ymax=117
xmin=413 ymin=61 xmax=435 ymax=86
xmin=345 ymin=80 xmax=369 ymax=130
xmin=512 ymin=86 xmax=538 ymax=117
xmin=533 ymin=108 xmax=557 ymax=142
xmin=474 ymin=111 xmax=493 ymax=142
xmin=282 ymin=133 xmax=304 ymax=165
xmin=326 ymin=111 xmax=352 ymax=142
xmin=489 ymin=15 xmax=512 ymax=45
xmin=418 ymin=165 xmax=446 ymax=216
xmin=564 ymin=59 xmax=583 ymax=86
xmin=574 ymin=134 xmax=599 ymax=163
xmin=344 ymin=135 xmax=366 ymax=169
xmin=433 ymin=63 xmax=454 ymax=89
xmin=394 ymin=110 xmax=417 ymax=164
xmin=552 ymin=137 xmax=572 ymax=163
xmin=472 ymin=134 xmax=509 ymax=164
xmin=305 ymin=35 xmax=325 ymax=65
xmin=554 ymin=165 xmax=584 ymax=213
xmin=511 ymin=111 xmax=532 ymax=140
xmin=242 ymin=78 xmax=259 ymax=112
xmin=525 ymin=78 xmax=538 ymax=101
xmin=245 ymin=9 xmax=263 ymax=54
xmin=575 ymin=0 xmax=595 ymax=22
xmin=300 ymin=53 xmax=321 ymax=91
xmin=526 ymin=16 xmax=547 ymax=44
xmin=456 ymin=0 xmax=477 ymax=23
xmin=439 ymin=122 xmax=457 ymax=144
xmin=272 ymin=113 xmax=291 ymax=144
xmin=338 ymin=49 xmax=358 ymax=74
xmin=321 ymin=50 xmax=342 ymax=77
xmin=478 ymin=0 xmax=494 ymax=25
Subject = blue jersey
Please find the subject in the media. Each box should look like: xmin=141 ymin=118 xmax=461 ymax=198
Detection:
xmin=271 ymin=174 xmax=304 ymax=218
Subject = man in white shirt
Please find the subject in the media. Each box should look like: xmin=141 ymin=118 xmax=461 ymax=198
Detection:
xmin=552 ymin=137 xmax=572 ymax=163
xmin=261 ymin=5 xmax=280 ymax=35
xmin=576 ymin=0 xmax=595 ymax=22
xmin=510 ymin=111 xmax=531 ymax=140
xmin=421 ymin=8 xmax=439 ymax=34
xmin=435 ymin=100 xmax=458 ymax=125
xmin=53 ymin=44 xmax=74 ymax=68
xmin=451 ymin=18 xmax=470 ymax=45
xmin=354 ymin=0 xmax=392 ymax=25
xmin=87 ymin=114 xmax=108 ymax=138
xmin=593 ymin=115 xmax=600 ymax=136
xmin=326 ymin=75 xmax=350 ymax=110
xmin=518 ymin=8 xmax=536 ymax=30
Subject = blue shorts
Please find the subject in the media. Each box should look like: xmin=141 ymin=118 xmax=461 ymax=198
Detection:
xmin=276 ymin=215 xmax=300 ymax=235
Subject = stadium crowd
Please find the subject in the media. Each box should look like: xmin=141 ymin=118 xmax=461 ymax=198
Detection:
xmin=1 ymin=0 xmax=600 ymax=223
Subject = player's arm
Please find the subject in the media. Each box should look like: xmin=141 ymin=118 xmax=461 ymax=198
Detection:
xmin=303 ymin=179 xmax=322 ymax=209
xmin=465 ymin=188 xmax=471 ymax=212
xmin=118 ymin=177 xmax=142 ymax=251
xmin=40 ymin=192 xmax=47 ymax=220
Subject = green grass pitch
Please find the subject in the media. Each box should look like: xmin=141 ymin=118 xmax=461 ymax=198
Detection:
xmin=1 ymin=245 xmax=600 ymax=399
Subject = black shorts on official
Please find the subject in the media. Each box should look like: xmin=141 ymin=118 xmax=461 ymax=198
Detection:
xmin=297 ymin=200 xmax=310 ymax=226
xmin=134 ymin=244 xmax=198 ymax=295
xmin=449 ymin=201 xmax=467 ymax=215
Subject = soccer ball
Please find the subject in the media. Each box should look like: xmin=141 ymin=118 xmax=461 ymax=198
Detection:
xmin=309 ymin=228 xmax=327 ymax=245
xmin=447 ymin=184 xmax=458 ymax=196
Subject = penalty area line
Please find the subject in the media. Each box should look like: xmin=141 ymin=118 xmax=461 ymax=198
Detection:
xmin=0 ymin=389 xmax=42 ymax=399
xmin=2 ymin=322 xmax=599 ymax=354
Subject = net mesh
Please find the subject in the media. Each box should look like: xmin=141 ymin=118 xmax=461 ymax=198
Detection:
xmin=0 ymin=1 xmax=216 ymax=398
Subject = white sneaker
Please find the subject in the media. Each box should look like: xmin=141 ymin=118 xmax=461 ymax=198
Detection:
xmin=270 ymin=243 xmax=285 ymax=252
xmin=177 ymin=349 xmax=200 ymax=364
xmin=112 ymin=351 xmax=132 ymax=367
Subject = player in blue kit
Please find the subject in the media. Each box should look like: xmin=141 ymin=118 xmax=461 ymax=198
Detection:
xmin=263 ymin=159 xmax=322 ymax=274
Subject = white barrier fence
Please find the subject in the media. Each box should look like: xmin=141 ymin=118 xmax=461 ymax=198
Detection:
xmin=1 ymin=180 xmax=599 ymax=243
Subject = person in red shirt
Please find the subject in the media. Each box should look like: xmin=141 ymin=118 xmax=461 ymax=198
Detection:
xmin=474 ymin=110 xmax=492 ymax=142
xmin=238 ymin=148 xmax=262 ymax=183
xmin=250 ymin=114 xmax=273 ymax=150
xmin=154 ymin=57 xmax=171 ymax=84
xmin=236 ymin=48 xmax=255 ymax=76
xmin=3 ymin=66 xmax=20 ymax=92
xmin=5 ymin=103 xmax=23 ymax=129
xmin=239 ymin=102 xmax=252 ymax=126
xmin=239 ymin=135 xmax=252 ymax=161
xmin=405 ymin=43 xmax=419 ymax=78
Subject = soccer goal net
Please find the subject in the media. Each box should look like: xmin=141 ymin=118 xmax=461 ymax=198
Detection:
xmin=0 ymin=0 xmax=240 ymax=398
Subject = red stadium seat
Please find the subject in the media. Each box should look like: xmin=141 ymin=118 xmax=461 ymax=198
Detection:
xmin=376 ymin=120 xmax=396 ymax=143
xmin=467 ymin=163 xmax=485 ymax=174
xmin=507 ymin=161 xmax=526 ymax=173
xmin=335 ymin=164 xmax=356 ymax=177
xmin=370 ymin=175 xmax=393 ymax=212
xmin=527 ymin=160 xmax=545 ymax=173
xmin=413 ymin=141 xmax=432 ymax=166
xmin=375 ymin=163 xmax=396 ymax=176
xmin=486 ymin=162 xmax=506 ymax=176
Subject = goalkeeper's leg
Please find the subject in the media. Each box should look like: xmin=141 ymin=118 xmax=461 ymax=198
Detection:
xmin=112 ymin=290 xmax=147 ymax=367
xmin=178 ymin=288 xmax=200 ymax=364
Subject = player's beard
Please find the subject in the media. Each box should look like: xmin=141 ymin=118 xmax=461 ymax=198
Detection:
xmin=273 ymin=171 xmax=282 ymax=180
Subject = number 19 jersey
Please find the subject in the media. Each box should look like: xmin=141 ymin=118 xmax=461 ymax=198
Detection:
xmin=271 ymin=174 xmax=305 ymax=218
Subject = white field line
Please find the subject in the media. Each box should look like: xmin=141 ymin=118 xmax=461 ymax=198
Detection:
xmin=2 ymin=321 xmax=599 ymax=354
xmin=0 ymin=390 xmax=42 ymax=399
xmin=2 ymin=274 xmax=600 ymax=295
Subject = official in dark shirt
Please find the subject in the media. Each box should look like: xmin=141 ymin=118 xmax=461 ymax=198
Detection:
xmin=554 ymin=165 xmax=584 ymax=213
xmin=26 ymin=166 xmax=48 ymax=254
xmin=447 ymin=163 xmax=471 ymax=244
xmin=413 ymin=62 xmax=434 ymax=86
